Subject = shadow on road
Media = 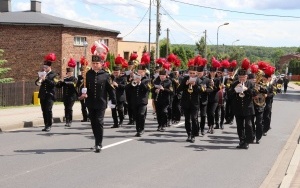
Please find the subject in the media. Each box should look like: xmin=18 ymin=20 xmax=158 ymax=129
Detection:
xmin=185 ymin=144 xmax=237 ymax=151
xmin=14 ymin=148 xmax=92 ymax=154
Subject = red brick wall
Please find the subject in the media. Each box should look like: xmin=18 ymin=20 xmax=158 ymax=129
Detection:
xmin=0 ymin=25 xmax=62 ymax=81
xmin=0 ymin=25 xmax=119 ymax=81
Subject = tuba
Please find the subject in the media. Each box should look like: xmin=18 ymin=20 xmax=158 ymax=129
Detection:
xmin=253 ymin=70 xmax=266 ymax=107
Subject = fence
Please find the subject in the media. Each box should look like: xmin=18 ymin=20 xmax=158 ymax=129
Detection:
xmin=0 ymin=81 xmax=63 ymax=107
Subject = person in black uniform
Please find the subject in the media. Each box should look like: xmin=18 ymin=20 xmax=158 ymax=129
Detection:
xmin=79 ymin=42 xmax=116 ymax=153
xmin=152 ymin=69 xmax=172 ymax=131
xmin=177 ymin=62 xmax=201 ymax=143
xmin=224 ymin=60 xmax=237 ymax=125
xmin=35 ymin=53 xmax=57 ymax=132
xmin=127 ymin=55 xmax=151 ymax=137
xmin=77 ymin=66 xmax=89 ymax=122
xmin=56 ymin=58 xmax=78 ymax=127
xmin=151 ymin=65 xmax=161 ymax=120
xmin=214 ymin=66 xmax=226 ymax=130
xmin=283 ymin=75 xmax=289 ymax=94
xmin=228 ymin=58 xmax=255 ymax=149
xmin=262 ymin=65 xmax=276 ymax=136
xmin=170 ymin=67 xmax=183 ymax=124
xmin=111 ymin=64 xmax=127 ymax=128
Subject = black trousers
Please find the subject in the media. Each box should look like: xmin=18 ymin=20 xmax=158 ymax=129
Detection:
xmin=40 ymin=97 xmax=54 ymax=127
xmin=168 ymin=96 xmax=173 ymax=122
xmin=225 ymin=99 xmax=234 ymax=123
xmin=64 ymin=99 xmax=75 ymax=123
xmin=155 ymin=102 xmax=169 ymax=127
xmin=88 ymin=108 xmax=105 ymax=146
xmin=252 ymin=108 xmax=264 ymax=141
xmin=263 ymin=105 xmax=272 ymax=133
xmin=199 ymin=103 xmax=207 ymax=131
xmin=215 ymin=104 xmax=225 ymax=125
xmin=235 ymin=116 xmax=253 ymax=144
xmin=127 ymin=100 xmax=135 ymax=123
xmin=207 ymin=102 xmax=218 ymax=127
xmin=183 ymin=106 xmax=199 ymax=137
xmin=111 ymin=101 xmax=124 ymax=125
xmin=284 ymin=85 xmax=288 ymax=93
xmin=133 ymin=104 xmax=147 ymax=133
xmin=172 ymin=97 xmax=181 ymax=121
xmin=80 ymin=99 xmax=88 ymax=121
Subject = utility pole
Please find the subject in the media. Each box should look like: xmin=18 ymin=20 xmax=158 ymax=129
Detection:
xmin=155 ymin=0 xmax=160 ymax=59
xmin=166 ymin=28 xmax=169 ymax=57
xmin=148 ymin=0 xmax=151 ymax=56
xmin=204 ymin=30 xmax=207 ymax=59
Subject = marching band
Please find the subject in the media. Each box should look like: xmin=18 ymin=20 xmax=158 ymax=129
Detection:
xmin=36 ymin=41 xmax=282 ymax=152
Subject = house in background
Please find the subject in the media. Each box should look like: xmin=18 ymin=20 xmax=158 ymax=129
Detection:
xmin=0 ymin=0 xmax=120 ymax=81
xmin=117 ymin=39 xmax=156 ymax=61
xmin=278 ymin=53 xmax=300 ymax=71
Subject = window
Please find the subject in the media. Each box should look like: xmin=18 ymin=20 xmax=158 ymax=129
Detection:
xmin=101 ymin=39 xmax=109 ymax=46
xmin=124 ymin=51 xmax=129 ymax=60
xmin=74 ymin=36 xmax=86 ymax=46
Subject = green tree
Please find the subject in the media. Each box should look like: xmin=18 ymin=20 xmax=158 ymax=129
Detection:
xmin=297 ymin=47 xmax=300 ymax=53
xmin=0 ymin=49 xmax=13 ymax=83
xmin=172 ymin=46 xmax=188 ymax=70
xmin=159 ymin=38 xmax=170 ymax=58
xmin=195 ymin=36 xmax=206 ymax=57
xmin=106 ymin=52 xmax=115 ymax=71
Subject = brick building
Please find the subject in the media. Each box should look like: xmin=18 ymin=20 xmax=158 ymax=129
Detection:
xmin=0 ymin=0 xmax=120 ymax=81
xmin=278 ymin=53 xmax=300 ymax=70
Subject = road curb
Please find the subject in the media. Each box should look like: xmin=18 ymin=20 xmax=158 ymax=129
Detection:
xmin=260 ymin=119 xmax=300 ymax=188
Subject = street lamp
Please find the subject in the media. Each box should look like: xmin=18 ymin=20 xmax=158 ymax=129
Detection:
xmin=232 ymin=39 xmax=240 ymax=46
xmin=217 ymin=22 xmax=229 ymax=55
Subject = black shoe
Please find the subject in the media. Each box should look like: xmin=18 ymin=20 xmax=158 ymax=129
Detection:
xmin=186 ymin=135 xmax=191 ymax=142
xmin=256 ymin=140 xmax=260 ymax=144
xmin=236 ymin=142 xmax=244 ymax=149
xmin=81 ymin=119 xmax=88 ymax=122
xmin=66 ymin=123 xmax=71 ymax=127
xmin=195 ymin=132 xmax=199 ymax=136
xmin=242 ymin=143 xmax=249 ymax=149
xmin=263 ymin=132 xmax=267 ymax=136
xmin=157 ymin=126 xmax=162 ymax=131
xmin=139 ymin=130 xmax=144 ymax=135
xmin=111 ymin=124 xmax=119 ymax=128
xmin=201 ymin=131 xmax=205 ymax=136
xmin=191 ymin=137 xmax=195 ymax=143
xmin=119 ymin=121 xmax=123 ymax=127
xmin=135 ymin=132 xmax=141 ymax=137
xmin=160 ymin=127 xmax=166 ymax=132
xmin=214 ymin=123 xmax=219 ymax=129
xmin=42 ymin=127 xmax=47 ymax=131
xmin=229 ymin=121 xmax=233 ymax=125
xmin=220 ymin=123 xmax=224 ymax=129
xmin=45 ymin=127 xmax=51 ymax=132
xmin=131 ymin=121 xmax=136 ymax=125
xmin=95 ymin=145 xmax=102 ymax=153
xmin=224 ymin=121 xmax=230 ymax=124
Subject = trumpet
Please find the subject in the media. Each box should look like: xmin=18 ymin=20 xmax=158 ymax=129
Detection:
xmin=132 ymin=81 xmax=138 ymax=87
xmin=35 ymin=71 xmax=47 ymax=86
xmin=188 ymin=84 xmax=193 ymax=93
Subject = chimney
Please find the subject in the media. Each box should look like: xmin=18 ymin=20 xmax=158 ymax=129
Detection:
xmin=31 ymin=0 xmax=41 ymax=12
xmin=0 ymin=0 xmax=11 ymax=12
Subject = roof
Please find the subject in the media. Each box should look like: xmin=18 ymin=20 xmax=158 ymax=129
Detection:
xmin=0 ymin=11 xmax=120 ymax=34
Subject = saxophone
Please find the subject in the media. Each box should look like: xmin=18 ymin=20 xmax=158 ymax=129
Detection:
xmin=253 ymin=70 xmax=266 ymax=107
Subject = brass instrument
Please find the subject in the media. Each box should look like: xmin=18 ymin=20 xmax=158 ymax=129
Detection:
xmin=277 ymin=83 xmax=282 ymax=89
xmin=35 ymin=71 xmax=47 ymax=86
xmin=132 ymin=81 xmax=138 ymax=87
xmin=253 ymin=70 xmax=266 ymax=107
xmin=188 ymin=83 xmax=193 ymax=94
xmin=131 ymin=73 xmax=141 ymax=87
xmin=239 ymin=82 xmax=245 ymax=98
xmin=155 ymin=81 xmax=164 ymax=101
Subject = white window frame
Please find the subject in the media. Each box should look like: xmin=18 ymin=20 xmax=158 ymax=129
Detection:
xmin=74 ymin=36 xmax=86 ymax=46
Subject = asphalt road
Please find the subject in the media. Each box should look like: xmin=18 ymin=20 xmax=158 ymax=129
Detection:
xmin=0 ymin=90 xmax=300 ymax=188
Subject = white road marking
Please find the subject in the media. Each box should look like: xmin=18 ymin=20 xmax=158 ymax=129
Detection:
xmin=102 ymin=139 xmax=133 ymax=150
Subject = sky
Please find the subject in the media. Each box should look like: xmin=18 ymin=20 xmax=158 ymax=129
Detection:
xmin=10 ymin=0 xmax=300 ymax=47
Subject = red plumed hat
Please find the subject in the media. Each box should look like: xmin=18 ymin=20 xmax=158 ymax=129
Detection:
xmin=91 ymin=45 xmax=97 ymax=55
xmin=141 ymin=53 xmax=150 ymax=65
xmin=122 ymin=60 xmax=128 ymax=69
xmin=230 ymin=60 xmax=237 ymax=68
xmin=115 ymin=55 xmax=123 ymax=65
xmin=257 ymin=61 xmax=269 ymax=70
xmin=221 ymin=59 xmax=230 ymax=68
xmin=44 ymin=53 xmax=56 ymax=62
xmin=250 ymin=63 xmax=259 ymax=74
xmin=156 ymin=58 xmax=166 ymax=65
xmin=241 ymin=58 xmax=250 ymax=70
xmin=103 ymin=61 xmax=110 ymax=68
xmin=80 ymin=56 xmax=88 ymax=66
xmin=173 ymin=58 xmax=181 ymax=67
xmin=188 ymin=58 xmax=195 ymax=67
xmin=167 ymin=53 xmax=177 ymax=63
xmin=264 ymin=65 xmax=275 ymax=77
xmin=130 ymin=52 xmax=138 ymax=61
xmin=67 ymin=58 xmax=76 ymax=68
xmin=163 ymin=62 xmax=171 ymax=70
xmin=194 ymin=55 xmax=203 ymax=66
xmin=211 ymin=57 xmax=221 ymax=68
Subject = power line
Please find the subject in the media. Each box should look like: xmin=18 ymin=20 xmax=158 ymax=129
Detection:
xmin=168 ymin=0 xmax=300 ymax=19
xmin=122 ymin=8 xmax=150 ymax=38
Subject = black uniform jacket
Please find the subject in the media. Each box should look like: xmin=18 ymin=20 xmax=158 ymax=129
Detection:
xmin=111 ymin=74 xmax=127 ymax=102
xmin=228 ymin=80 xmax=255 ymax=116
xmin=127 ymin=76 xmax=151 ymax=106
xmin=85 ymin=69 xmax=116 ymax=110
xmin=199 ymin=76 xmax=210 ymax=105
xmin=177 ymin=76 xmax=201 ymax=109
xmin=56 ymin=76 xmax=78 ymax=101
xmin=151 ymin=77 xmax=173 ymax=105
xmin=38 ymin=71 xmax=57 ymax=100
